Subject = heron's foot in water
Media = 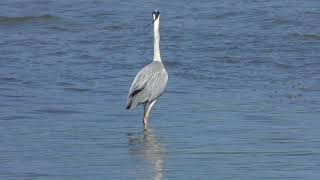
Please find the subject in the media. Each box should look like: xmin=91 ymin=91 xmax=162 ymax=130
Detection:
xmin=143 ymin=117 xmax=148 ymax=129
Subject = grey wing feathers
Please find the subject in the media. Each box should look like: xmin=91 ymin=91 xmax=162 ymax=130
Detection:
xmin=147 ymin=69 xmax=168 ymax=101
xmin=126 ymin=62 xmax=168 ymax=110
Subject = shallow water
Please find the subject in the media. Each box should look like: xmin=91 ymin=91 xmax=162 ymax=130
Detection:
xmin=1 ymin=0 xmax=320 ymax=179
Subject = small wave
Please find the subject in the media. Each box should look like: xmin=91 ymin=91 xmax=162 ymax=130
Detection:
xmin=0 ymin=14 xmax=60 ymax=25
xmin=64 ymin=87 xmax=91 ymax=92
xmin=57 ymin=81 xmax=92 ymax=92
xmin=0 ymin=76 xmax=22 ymax=82
xmin=3 ymin=94 xmax=27 ymax=98
xmin=166 ymin=90 xmax=191 ymax=94
xmin=103 ymin=25 xmax=123 ymax=31
xmin=290 ymin=33 xmax=320 ymax=41
xmin=248 ymin=59 xmax=266 ymax=65
xmin=274 ymin=62 xmax=293 ymax=69
xmin=210 ymin=11 xmax=240 ymax=20
xmin=56 ymin=82 xmax=74 ymax=86
xmin=3 ymin=115 xmax=30 ymax=120
xmin=301 ymin=34 xmax=320 ymax=41
xmin=214 ymin=56 xmax=241 ymax=64
xmin=304 ymin=11 xmax=320 ymax=16
xmin=270 ymin=18 xmax=291 ymax=26
xmin=163 ymin=60 xmax=182 ymax=68
xmin=35 ymin=108 xmax=84 ymax=115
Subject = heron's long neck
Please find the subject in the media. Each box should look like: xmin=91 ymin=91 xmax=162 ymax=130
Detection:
xmin=153 ymin=18 xmax=161 ymax=62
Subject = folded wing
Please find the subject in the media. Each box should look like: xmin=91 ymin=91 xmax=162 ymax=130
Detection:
xmin=126 ymin=62 xmax=168 ymax=110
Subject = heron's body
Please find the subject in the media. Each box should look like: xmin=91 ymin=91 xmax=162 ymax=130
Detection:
xmin=126 ymin=10 xmax=167 ymax=129
xmin=126 ymin=61 xmax=167 ymax=110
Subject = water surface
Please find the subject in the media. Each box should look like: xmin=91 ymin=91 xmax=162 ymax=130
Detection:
xmin=1 ymin=0 xmax=320 ymax=179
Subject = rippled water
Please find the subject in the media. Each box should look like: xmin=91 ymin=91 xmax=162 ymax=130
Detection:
xmin=1 ymin=0 xmax=320 ymax=179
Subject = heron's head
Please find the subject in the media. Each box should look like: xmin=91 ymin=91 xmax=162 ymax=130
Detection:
xmin=152 ymin=10 xmax=160 ymax=22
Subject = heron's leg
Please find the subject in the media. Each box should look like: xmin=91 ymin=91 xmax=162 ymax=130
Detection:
xmin=143 ymin=100 xmax=157 ymax=129
xmin=143 ymin=104 xmax=148 ymax=129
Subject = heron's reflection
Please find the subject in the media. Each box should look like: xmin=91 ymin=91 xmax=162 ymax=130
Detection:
xmin=128 ymin=129 xmax=164 ymax=180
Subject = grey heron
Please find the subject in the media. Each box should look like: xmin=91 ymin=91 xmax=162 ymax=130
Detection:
xmin=126 ymin=10 xmax=168 ymax=129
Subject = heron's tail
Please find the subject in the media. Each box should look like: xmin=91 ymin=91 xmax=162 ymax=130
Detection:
xmin=126 ymin=97 xmax=140 ymax=110
xmin=126 ymin=100 xmax=132 ymax=110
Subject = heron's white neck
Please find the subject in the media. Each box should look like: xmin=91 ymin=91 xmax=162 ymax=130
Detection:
xmin=153 ymin=17 xmax=161 ymax=62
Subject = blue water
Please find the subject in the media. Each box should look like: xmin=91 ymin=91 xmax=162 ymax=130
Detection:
xmin=1 ymin=0 xmax=320 ymax=179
